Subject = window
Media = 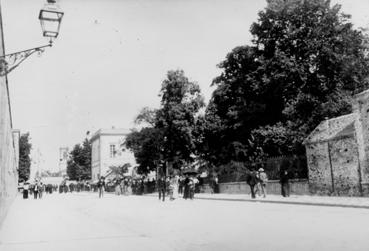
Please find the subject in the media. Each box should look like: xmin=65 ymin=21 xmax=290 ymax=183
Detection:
xmin=110 ymin=144 xmax=116 ymax=158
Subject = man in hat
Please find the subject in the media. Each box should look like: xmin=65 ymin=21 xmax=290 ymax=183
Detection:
xmin=246 ymin=169 xmax=258 ymax=199
xmin=97 ymin=177 xmax=105 ymax=198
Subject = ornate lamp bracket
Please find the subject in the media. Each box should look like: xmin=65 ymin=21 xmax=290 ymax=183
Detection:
xmin=0 ymin=43 xmax=52 ymax=76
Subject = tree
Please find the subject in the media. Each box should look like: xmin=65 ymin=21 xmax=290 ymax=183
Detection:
xmin=66 ymin=138 xmax=91 ymax=180
xmin=206 ymin=0 xmax=369 ymax=163
xmin=125 ymin=69 xmax=205 ymax=173
xmin=157 ymin=69 xmax=205 ymax=168
xmin=125 ymin=127 xmax=164 ymax=174
xmin=109 ymin=163 xmax=131 ymax=177
xmin=18 ymin=133 xmax=32 ymax=181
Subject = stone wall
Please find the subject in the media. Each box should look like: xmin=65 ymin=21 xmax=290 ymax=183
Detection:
xmin=219 ymin=179 xmax=309 ymax=195
xmin=306 ymin=142 xmax=333 ymax=194
xmin=0 ymin=73 xmax=18 ymax=225
xmin=0 ymin=7 xmax=18 ymax=225
xmin=307 ymin=136 xmax=362 ymax=196
xmin=353 ymin=90 xmax=369 ymax=194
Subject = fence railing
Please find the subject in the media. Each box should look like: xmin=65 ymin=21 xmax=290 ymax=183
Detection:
xmin=218 ymin=155 xmax=308 ymax=183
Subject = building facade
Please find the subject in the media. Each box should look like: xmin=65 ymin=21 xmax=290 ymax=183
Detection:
xmin=58 ymin=147 xmax=68 ymax=176
xmin=90 ymin=128 xmax=136 ymax=182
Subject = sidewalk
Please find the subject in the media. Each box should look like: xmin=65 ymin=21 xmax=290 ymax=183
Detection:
xmin=149 ymin=193 xmax=369 ymax=209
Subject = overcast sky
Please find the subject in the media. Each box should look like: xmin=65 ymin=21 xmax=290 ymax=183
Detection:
xmin=1 ymin=0 xmax=368 ymax=175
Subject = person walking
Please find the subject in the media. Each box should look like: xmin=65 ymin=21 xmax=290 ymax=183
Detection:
xmin=257 ymin=168 xmax=268 ymax=198
xmin=115 ymin=180 xmax=121 ymax=195
xmin=212 ymin=175 xmax=219 ymax=194
xmin=158 ymin=177 xmax=166 ymax=201
xmin=38 ymin=182 xmax=44 ymax=199
xmin=183 ymin=175 xmax=190 ymax=199
xmin=169 ymin=175 xmax=179 ymax=200
xmin=97 ymin=177 xmax=105 ymax=198
xmin=33 ymin=181 xmax=39 ymax=199
xmin=178 ymin=176 xmax=184 ymax=195
xmin=23 ymin=182 xmax=29 ymax=199
xmin=246 ymin=169 xmax=258 ymax=199
xmin=280 ymin=169 xmax=290 ymax=197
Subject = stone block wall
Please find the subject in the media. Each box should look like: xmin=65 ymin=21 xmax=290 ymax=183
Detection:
xmin=306 ymin=142 xmax=333 ymax=194
xmin=307 ymin=136 xmax=362 ymax=196
xmin=219 ymin=179 xmax=309 ymax=195
xmin=0 ymin=74 xmax=18 ymax=225
xmin=330 ymin=137 xmax=361 ymax=196
xmin=0 ymin=11 xmax=18 ymax=224
xmin=353 ymin=90 xmax=369 ymax=194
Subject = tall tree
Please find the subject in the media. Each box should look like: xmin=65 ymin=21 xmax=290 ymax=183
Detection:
xmin=157 ymin=69 xmax=205 ymax=168
xmin=18 ymin=133 xmax=32 ymax=181
xmin=125 ymin=69 xmax=205 ymax=173
xmin=66 ymin=138 xmax=91 ymax=180
xmin=206 ymin=0 xmax=369 ymax=162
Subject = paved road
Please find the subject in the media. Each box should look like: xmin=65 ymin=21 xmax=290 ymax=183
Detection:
xmin=1 ymin=192 xmax=368 ymax=251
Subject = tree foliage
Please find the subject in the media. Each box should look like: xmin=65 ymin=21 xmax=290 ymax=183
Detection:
xmin=125 ymin=69 xmax=205 ymax=173
xmin=157 ymin=70 xmax=205 ymax=168
xmin=66 ymin=138 xmax=91 ymax=180
xmin=18 ymin=133 xmax=32 ymax=181
xmin=109 ymin=163 xmax=131 ymax=177
xmin=204 ymin=0 xmax=369 ymax=163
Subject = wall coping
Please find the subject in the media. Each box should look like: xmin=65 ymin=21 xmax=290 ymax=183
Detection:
xmin=219 ymin=179 xmax=308 ymax=185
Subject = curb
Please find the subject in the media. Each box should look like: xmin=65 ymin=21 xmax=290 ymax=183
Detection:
xmin=145 ymin=193 xmax=369 ymax=209
xmin=194 ymin=196 xmax=369 ymax=209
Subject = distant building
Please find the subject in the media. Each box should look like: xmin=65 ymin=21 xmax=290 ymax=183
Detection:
xmin=59 ymin=147 xmax=68 ymax=176
xmin=90 ymin=128 xmax=136 ymax=182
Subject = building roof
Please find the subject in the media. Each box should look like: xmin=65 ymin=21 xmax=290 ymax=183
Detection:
xmin=304 ymin=113 xmax=357 ymax=145
xmin=90 ymin=128 xmax=131 ymax=142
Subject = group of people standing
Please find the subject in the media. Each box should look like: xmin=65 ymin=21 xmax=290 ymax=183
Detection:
xmin=246 ymin=168 xmax=291 ymax=199
xmin=157 ymin=174 xmax=200 ymax=201
xmin=22 ymin=179 xmax=46 ymax=199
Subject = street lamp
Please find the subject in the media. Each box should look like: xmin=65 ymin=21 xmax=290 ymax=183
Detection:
xmin=39 ymin=0 xmax=64 ymax=42
xmin=0 ymin=0 xmax=64 ymax=76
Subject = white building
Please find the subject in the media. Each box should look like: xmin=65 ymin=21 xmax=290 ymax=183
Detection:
xmin=58 ymin=147 xmax=68 ymax=176
xmin=90 ymin=128 xmax=136 ymax=182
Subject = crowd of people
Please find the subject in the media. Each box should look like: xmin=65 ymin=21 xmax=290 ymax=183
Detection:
xmin=21 ymin=179 xmax=58 ymax=199
xmin=20 ymin=168 xmax=291 ymax=200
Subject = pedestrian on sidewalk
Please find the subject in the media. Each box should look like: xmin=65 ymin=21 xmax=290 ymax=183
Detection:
xmin=38 ymin=182 xmax=44 ymax=199
xmin=169 ymin=175 xmax=179 ymax=200
xmin=246 ymin=169 xmax=258 ymax=199
xmin=33 ymin=181 xmax=39 ymax=199
xmin=97 ymin=177 xmax=105 ymax=198
xmin=280 ymin=169 xmax=290 ymax=197
xmin=212 ymin=175 xmax=219 ymax=194
xmin=115 ymin=180 xmax=121 ymax=195
xmin=189 ymin=176 xmax=199 ymax=200
xmin=178 ymin=175 xmax=184 ymax=195
xmin=183 ymin=175 xmax=190 ymax=199
xmin=158 ymin=176 xmax=166 ymax=201
xmin=23 ymin=182 xmax=29 ymax=199
xmin=257 ymin=168 xmax=268 ymax=198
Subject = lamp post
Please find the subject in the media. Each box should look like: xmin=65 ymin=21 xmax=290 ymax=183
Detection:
xmin=0 ymin=0 xmax=64 ymax=76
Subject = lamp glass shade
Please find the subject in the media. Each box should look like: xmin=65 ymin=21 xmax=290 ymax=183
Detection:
xmin=39 ymin=3 xmax=64 ymax=39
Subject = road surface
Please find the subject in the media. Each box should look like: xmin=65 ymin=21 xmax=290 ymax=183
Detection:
xmin=1 ymin=192 xmax=368 ymax=251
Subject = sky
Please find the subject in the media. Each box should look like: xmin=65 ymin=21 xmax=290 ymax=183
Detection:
xmin=1 ymin=0 xmax=369 ymax=175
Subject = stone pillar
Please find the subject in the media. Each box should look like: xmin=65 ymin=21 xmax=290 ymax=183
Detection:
xmin=353 ymin=89 xmax=369 ymax=195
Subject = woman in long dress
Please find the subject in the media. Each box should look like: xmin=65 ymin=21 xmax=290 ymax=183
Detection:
xmin=170 ymin=175 xmax=179 ymax=200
